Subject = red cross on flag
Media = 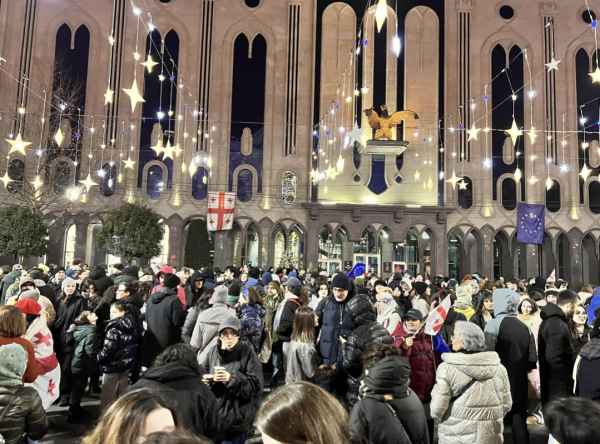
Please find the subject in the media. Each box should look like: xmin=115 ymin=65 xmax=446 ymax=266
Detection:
xmin=207 ymin=192 xmax=236 ymax=231
xmin=424 ymin=294 xmax=452 ymax=336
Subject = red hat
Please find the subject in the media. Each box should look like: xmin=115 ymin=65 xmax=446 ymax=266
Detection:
xmin=14 ymin=299 xmax=42 ymax=315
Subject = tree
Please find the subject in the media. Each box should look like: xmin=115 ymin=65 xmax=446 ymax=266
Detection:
xmin=96 ymin=203 xmax=165 ymax=262
xmin=0 ymin=205 xmax=48 ymax=262
xmin=184 ymin=219 xmax=212 ymax=270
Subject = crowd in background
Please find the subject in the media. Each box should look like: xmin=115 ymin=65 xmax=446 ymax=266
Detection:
xmin=0 ymin=259 xmax=599 ymax=444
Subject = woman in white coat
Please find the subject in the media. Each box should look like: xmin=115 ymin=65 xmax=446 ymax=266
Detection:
xmin=430 ymin=321 xmax=512 ymax=444
xmin=375 ymin=291 xmax=401 ymax=335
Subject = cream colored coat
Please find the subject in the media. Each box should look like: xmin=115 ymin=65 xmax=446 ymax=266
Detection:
xmin=430 ymin=351 xmax=512 ymax=444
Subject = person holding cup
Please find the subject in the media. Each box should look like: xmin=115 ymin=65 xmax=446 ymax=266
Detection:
xmin=201 ymin=317 xmax=263 ymax=444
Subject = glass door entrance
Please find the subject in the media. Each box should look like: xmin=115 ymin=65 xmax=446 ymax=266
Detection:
xmin=318 ymin=260 xmax=342 ymax=276
xmin=354 ymin=254 xmax=380 ymax=276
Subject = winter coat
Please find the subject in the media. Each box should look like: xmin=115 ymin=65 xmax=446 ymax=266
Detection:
xmin=35 ymin=280 xmax=57 ymax=314
xmin=0 ymin=386 xmax=49 ymax=444
xmin=316 ymin=288 xmax=356 ymax=367
xmin=263 ymin=295 xmax=283 ymax=344
xmin=130 ymin=361 xmax=222 ymax=442
xmin=122 ymin=293 xmax=144 ymax=330
xmin=376 ymin=294 xmax=402 ymax=335
xmin=144 ymin=287 xmax=185 ymax=366
xmin=184 ymin=271 xmax=205 ymax=310
xmin=430 ymin=351 xmax=512 ymax=444
xmin=518 ymin=313 xmax=542 ymax=400
xmin=71 ymin=324 xmax=98 ymax=375
xmin=571 ymin=323 xmax=591 ymax=358
xmin=484 ymin=289 xmax=537 ymax=405
xmin=0 ymin=270 xmax=21 ymax=304
xmin=275 ymin=294 xmax=302 ymax=342
xmin=411 ymin=296 xmax=430 ymax=317
xmin=88 ymin=267 xmax=114 ymax=296
xmin=201 ymin=339 xmax=263 ymax=439
xmin=574 ymin=338 xmax=600 ymax=403
xmin=190 ymin=303 xmax=236 ymax=364
xmin=342 ymin=294 xmax=393 ymax=407
xmin=113 ymin=266 xmax=139 ymax=288
xmin=470 ymin=312 xmax=494 ymax=332
xmin=350 ymin=356 xmax=429 ymax=444
xmin=52 ymin=294 xmax=87 ymax=354
xmin=238 ymin=303 xmax=266 ymax=353
xmin=152 ymin=283 xmax=187 ymax=310
xmin=285 ymin=340 xmax=331 ymax=384
xmin=439 ymin=309 xmax=467 ymax=346
xmin=538 ymin=302 xmax=575 ymax=405
xmin=181 ymin=306 xmax=206 ymax=345
xmin=242 ymin=277 xmax=265 ymax=298
xmin=46 ymin=279 xmax=64 ymax=307
xmin=97 ymin=314 xmax=140 ymax=373
xmin=454 ymin=305 xmax=475 ymax=321
xmin=394 ymin=323 xmax=441 ymax=404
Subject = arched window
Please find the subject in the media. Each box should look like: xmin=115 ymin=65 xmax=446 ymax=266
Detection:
xmin=147 ymin=165 xmax=164 ymax=199
xmin=99 ymin=163 xmax=117 ymax=197
xmin=501 ymin=178 xmax=517 ymax=211
xmin=54 ymin=161 xmax=71 ymax=195
xmin=545 ymin=179 xmax=561 ymax=213
xmin=457 ymin=176 xmax=473 ymax=209
xmin=7 ymin=159 xmax=24 ymax=194
xmin=192 ymin=167 xmax=208 ymax=200
xmin=233 ymin=224 xmax=259 ymax=266
xmin=273 ymin=226 xmax=286 ymax=267
xmin=282 ymin=170 xmax=297 ymax=204
xmin=448 ymin=231 xmax=462 ymax=279
xmin=589 ymin=181 xmax=600 ymax=214
xmin=237 ymin=169 xmax=253 ymax=202
xmin=354 ymin=227 xmax=379 ymax=255
xmin=64 ymin=224 xmax=76 ymax=266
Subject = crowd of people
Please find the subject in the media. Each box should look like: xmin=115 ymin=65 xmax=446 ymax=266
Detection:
xmin=0 ymin=260 xmax=599 ymax=444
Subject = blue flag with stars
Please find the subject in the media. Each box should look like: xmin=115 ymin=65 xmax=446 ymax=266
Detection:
xmin=348 ymin=263 xmax=366 ymax=278
xmin=517 ymin=203 xmax=545 ymax=244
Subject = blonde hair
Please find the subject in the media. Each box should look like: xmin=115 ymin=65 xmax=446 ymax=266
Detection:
xmin=290 ymin=306 xmax=316 ymax=343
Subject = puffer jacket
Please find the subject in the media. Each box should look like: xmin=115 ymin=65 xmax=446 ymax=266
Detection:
xmin=0 ymin=270 xmax=21 ymax=304
xmin=0 ymin=386 xmax=49 ymax=444
xmin=394 ymin=323 xmax=441 ymax=404
xmin=342 ymin=294 xmax=393 ymax=407
xmin=238 ymin=303 xmax=266 ymax=353
xmin=71 ymin=324 xmax=98 ymax=375
xmin=190 ymin=303 xmax=236 ymax=363
xmin=574 ymin=337 xmax=600 ymax=402
xmin=201 ymin=339 xmax=263 ymax=440
xmin=52 ymin=294 xmax=87 ymax=354
xmin=430 ymin=351 xmax=512 ymax=444
xmin=181 ymin=306 xmax=207 ymax=345
xmin=350 ymin=356 xmax=429 ymax=444
xmin=97 ymin=314 xmax=140 ymax=373
xmin=242 ymin=277 xmax=265 ymax=298
xmin=88 ymin=267 xmax=114 ymax=296
xmin=285 ymin=340 xmax=331 ymax=384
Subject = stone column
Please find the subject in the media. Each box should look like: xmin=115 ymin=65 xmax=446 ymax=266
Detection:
xmin=73 ymin=214 xmax=90 ymax=261
xmin=167 ymin=218 xmax=183 ymax=268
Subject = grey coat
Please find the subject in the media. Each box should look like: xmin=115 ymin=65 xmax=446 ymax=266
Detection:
xmin=430 ymin=351 xmax=512 ymax=444
xmin=190 ymin=303 xmax=236 ymax=364
xmin=284 ymin=340 xmax=331 ymax=385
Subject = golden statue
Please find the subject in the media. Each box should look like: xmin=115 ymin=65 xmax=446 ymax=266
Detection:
xmin=364 ymin=105 xmax=419 ymax=140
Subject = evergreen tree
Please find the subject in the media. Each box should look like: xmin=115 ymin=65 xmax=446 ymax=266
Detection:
xmin=0 ymin=205 xmax=48 ymax=261
xmin=184 ymin=219 xmax=211 ymax=269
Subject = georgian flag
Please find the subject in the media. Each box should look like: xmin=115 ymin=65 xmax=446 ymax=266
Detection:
xmin=207 ymin=192 xmax=236 ymax=231
xmin=424 ymin=294 xmax=452 ymax=336
xmin=547 ymin=269 xmax=556 ymax=283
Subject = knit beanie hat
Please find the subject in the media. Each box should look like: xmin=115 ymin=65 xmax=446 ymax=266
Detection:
xmin=212 ymin=285 xmax=229 ymax=305
xmin=448 ymin=278 xmax=458 ymax=288
xmin=61 ymin=277 xmax=77 ymax=290
xmin=0 ymin=343 xmax=28 ymax=387
xmin=413 ymin=282 xmax=429 ymax=296
xmin=268 ymin=281 xmax=281 ymax=293
xmin=404 ymin=269 xmax=413 ymax=278
xmin=54 ymin=266 xmax=66 ymax=274
xmin=355 ymin=277 xmax=364 ymax=288
xmin=163 ymin=273 xmax=181 ymax=289
xmin=27 ymin=269 xmax=44 ymax=281
xmin=18 ymin=288 xmax=40 ymax=302
xmin=455 ymin=285 xmax=472 ymax=309
xmin=112 ymin=263 xmax=124 ymax=271
xmin=19 ymin=276 xmax=35 ymax=289
xmin=331 ymin=273 xmax=352 ymax=291
xmin=14 ymin=298 xmax=42 ymax=315
xmin=310 ymin=271 xmax=320 ymax=279
xmin=374 ymin=280 xmax=387 ymax=289
xmin=286 ymin=277 xmax=302 ymax=288
xmin=249 ymin=267 xmax=261 ymax=279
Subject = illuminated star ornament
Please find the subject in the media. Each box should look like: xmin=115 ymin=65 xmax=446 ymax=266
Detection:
xmin=123 ymin=156 xmax=136 ymax=169
xmin=446 ymin=170 xmax=462 ymax=190
xmin=527 ymin=127 xmax=538 ymax=144
xmin=161 ymin=140 xmax=174 ymax=160
xmin=323 ymin=186 xmax=329 ymax=194
xmin=466 ymin=123 xmax=480 ymax=141
xmin=6 ymin=133 xmax=32 ymax=155
xmin=345 ymin=122 xmax=366 ymax=147
xmin=580 ymin=164 xmax=591 ymax=180
xmin=414 ymin=170 xmax=420 ymax=182
xmin=150 ymin=140 xmax=164 ymax=156
xmin=427 ymin=176 xmax=433 ymax=191
xmin=545 ymin=58 xmax=561 ymax=71
xmin=78 ymin=173 xmax=99 ymax=193
xmin=458 ymin=180 xmax=468 ymax=190
xmin=104 ymin=88 xmax=114 ymax=105
xmin=122 ymin=78 xmax=146 ymax=112
xmin=336 ymin=153 xmax=345 ymax=173
xmin=309 ymin=169 xmax=319 ymax=184
xmin=0 ymin=172 xmax=13 ymax=188
xmin=172 ymin=143 xmax=183 ymax=158
xmin=507 ymin=119 xmax=523 ymax=146
xmin=54 ymin=128 xmax=64 ymax=147
xmin=325 ymin=167 xmax=338 ymax=180
xmin=589 ymin=67 xmax=600 ymax=84
xmin=375 ymin=0 xmax=388 ymax=32
xmin=31 ymin=175 xmax=44 ymax=190
xmin=140 ymin=55 xmax=159 ymax=73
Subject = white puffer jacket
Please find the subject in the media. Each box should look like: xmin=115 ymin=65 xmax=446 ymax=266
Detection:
xmin=430 ymin=351 xmax=512 ymax=444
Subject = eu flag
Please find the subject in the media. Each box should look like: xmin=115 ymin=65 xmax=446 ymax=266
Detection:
xmin=348 ymin=263 xmax=366 ymax=278
xmin=517 ymin=203 xmax=545 ymax=244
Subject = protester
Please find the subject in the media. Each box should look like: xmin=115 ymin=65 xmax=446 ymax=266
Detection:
xmin=0 ymin=305 xmax=40 ymax=386
xmin=263 ymin=281 xmax=283 ymax=389
xmin=81 ymin=389 xmax=183 ymax=444
xmin=256 ymin=382 xmax=354 ymax=444
xmin=573 ymin=307 xmax=600 ymax=403
xmin=435 ymin=291 xmax=467 ymax=346
xmin=88 ymin=266 xmax=114 ymax=298
xmin=431 ymin=321 xmax=512 ymax=444
xmin=184 ymin=271 xmax=205 ymax=310
xmin=470 ymin=293 xmax=495 ymax=331
xmin=1 ymin=265 xmax=23 ymax=304
xmin=181 ymin=289 xmax=213 ymax=345
xmin=570 ymin=306 xmax=591 ymax=358
xmin=411 ymin=282 xmax=431 ymax=316
xmin=350 ymin=343 xmax=429 ymax=444
xmin=237 ymin=288 xmax=266 ymax=353
xmin=242 ymin=267 xmax=266 ymax=297
xmin=130 ymin=344 xmax=221 ymax=442
xmin=12 ymin=278 xmax=56 ymax=327
xmin=545 ymin=397 xmax=600 ymax=444
xmin=114 ymin=266 xmax=140 ymax=288
xmin=453 ymin=284 xmax=475 ymax=321
xmin=152 ymin=267 xmax=187 ymax=310
xmin=69 ymin=310 xmax=98 ymax=423
xmin=275 ymin=277 xmax=308 ymax=368
xmin=0 ymin=342 xmax=49 ymax=444
xmin=116 ymin=281 xmax=144 ymax=329
xmin=201 ymin=317 xmax=263 ymax=444
xmin=375 ymin=290 xmax=401 ymax=334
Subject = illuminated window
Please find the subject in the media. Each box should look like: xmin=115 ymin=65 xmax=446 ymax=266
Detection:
xmin=282 ymin=170 xmax=297 ymax=204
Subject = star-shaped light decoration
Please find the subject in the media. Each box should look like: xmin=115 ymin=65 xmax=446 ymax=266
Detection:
xmin=323 ymin=186 xmax=329 ymax=194
xmin=458 ymin=180 xmax=468 ymax=190
xmin=325 ymin=167 xmax=338 ymax=180
xmin=545 ymin=177 xmax=553 ymax=191
xmin=580 ymin=164 xmax=591 ymax=180
xmin=150 ymin=140 xmax=164 ymax=156
xmin=172 ymin=143 xmax=182 ymax=158
xmin=336 ymin=153 xmax=345 ymax=174
xmin=181 ymin=161 xmax=187 ymax=173
xmin=123 ymin=156 xmax=136 ymax=169
xmin=5 ymin=133 xmax=32 ymax=155
xmin=0 ymin=171 xmax=13 ymax=188
xmin=514 ymin=167 xmax=522 ymax=182
xmin=506 ymin=119 xmax=522 ymax=147
xmin=309 ymin=169 xmax=319 ymax=184
xmin=414 ymin=169 xmax=420 ymax=182
xmin=54 ymin=128 xmax=64 ymax=147
xmin=528 ymin=176 xmax=538 ymax=185
xmin=104 ymin=88 xmax=114 ymax=105
xmin=427 ymin=176 xmax=433 ymax=191
xmin=446 ymin=170 xmax=462 ymax=190
xmin=589 ymin=67 xmax=600 ymax=83
xmin=375 ymin=0 xmax=388 ymax=32
xmin=466 ymin=123 xmax=480 ymax=141
xmin=345 ymin=122 xmax=366 ymax=148
xmin=78 ymin=173 xmax=99 ymax=193
xmin=31 ymin=175 xmax=44 ymax=190
xmin=545 ymin=58 xmax=561 ymax=71
xmin=527 ymin=127 xmax=538 ymax=144
xmin=189 ymin=161 xmax=197 ymax=177
xmin=122 ymin=78 xmax=146 ymax=112
xmin=162 ymin=140 xmax=174 ymax=160
xmin=483 ymin=158 xmax=492 ymax=169
xmin=140 ymin=55 xmax=159 ymax=73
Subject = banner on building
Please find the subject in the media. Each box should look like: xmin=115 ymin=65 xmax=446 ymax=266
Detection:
xmin=517 ymin=203 xmax=545 ymax=244
xmin=207 ymin=192 xmax=236 ymax=231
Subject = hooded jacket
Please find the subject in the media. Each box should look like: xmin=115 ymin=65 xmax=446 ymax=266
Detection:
xmin=483 ymin=289 xmax=537 ymax=405
xmin=143 ymin=287 xmax=185 ymax=366
xmin=152 ymin=281 xmax=187 ymax=310
xmin=376 ymin=292 xmax=402 ymax=335
xmin=72 ymin=324 xmax=98 ymax=376
xmin=538 ymin=301 xmax=575 ymax=405
xmin=88 ymin=267 xmax=114 ymax=296
xmin=201 ymin=339 xmax=263 ymax=439
xmin=181 ymin=304 xmax=207 ymax=345
xmin=97 ymin=314 xmax=140 ymax=373
xmin=238 ymin=303 xmax=266 ymax=353
xmin=184 ymin=271 xmax=205 ymax=310
xmin=430 ymin=351 xmax=512 ymax=444
xmin=586 ymin=289 xmax=600 ymax=325
xmin=275 ymin=292 xmax=303 ymax=343
xmin=350 ymin=356 xmax=429 ymax=444
xmin=342 ymin=294 xmax=393 ymax=407
xmin=113 ymin=266 xmax=139 ymax=287
xmin=130 ymin=361 xmax=222 ymax=442
xmin=121 ymin=292 xmax=144 ymax=329
xmin=0 ymin=270 xmax=21 ymax=304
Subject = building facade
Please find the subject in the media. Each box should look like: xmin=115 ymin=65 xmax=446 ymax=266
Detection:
xmin=0 ymin=0 xmax=599 ymax=287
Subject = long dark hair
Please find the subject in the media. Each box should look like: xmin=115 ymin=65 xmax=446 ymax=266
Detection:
xmin=153 ymin=344 xmax=203 ymax=377
xmin=102 ymin=286 xmax=117 ymax=304
xmin=247 ymin=288 xmax=264 ymax=307
xmin=138 ymin=281 xmax=153 ymax=303
xmin=474 ymin=294 xmax=493 ymax=316
xmin=195 ymin=289 xmax=213 ymax=310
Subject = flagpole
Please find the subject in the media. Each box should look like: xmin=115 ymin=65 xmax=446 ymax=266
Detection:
xmin=412 ymin=321 xmax=426 ymax=338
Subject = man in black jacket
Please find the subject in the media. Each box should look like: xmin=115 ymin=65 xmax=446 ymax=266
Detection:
xmin=88 ymin=266 xmax=114 ymax=296
xmin=538 ymin=289 xmax=579 ymax=412
xmin=185 ymin=271 xmax=205 ymax=310
xmin=485 ymin=289 xmax=537 ymax=444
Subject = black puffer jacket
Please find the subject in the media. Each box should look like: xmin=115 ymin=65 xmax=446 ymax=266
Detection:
xmin=201 ymin=339 xmax=263 ymax=439
xmin=275 ymin=294 xmax=302 ymax=342
xmin=342 ymin=294 xmax=393 ymax=408
xmin=52 ymin=293 xmax=87 ymax=354
xmin=97 ymin=314 xmax=140 ymax=373
xmin=122 ymin=293 xmax=144 ymax=329
xmin=130 ymin=361 xmax=222 ymax=442
xmin=576 ymin=337 xmax=600 ymax=402
xmin=184 ymin=271 xmax=205 ymax=310
xmin=0 ymin=386 xmax=49 ymax=444
xmin=88 ymin=267 xmax=114 ymax=296
xmin=350 ymin=356 xmax=429 ymax=444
